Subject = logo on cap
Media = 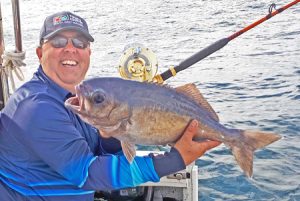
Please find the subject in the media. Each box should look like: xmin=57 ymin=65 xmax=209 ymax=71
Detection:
xmin=53 ymin=15 xmax=69 ymax=25
xmin=52 ymin=14 xmax=84 ymax=27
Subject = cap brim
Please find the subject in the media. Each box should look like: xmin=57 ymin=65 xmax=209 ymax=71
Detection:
xmin=43 ymin=27 xmax=94 ymax=42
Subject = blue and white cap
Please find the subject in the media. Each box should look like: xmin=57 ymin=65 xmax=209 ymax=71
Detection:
xmin=39 ymin=11 xmax=94 ymax=44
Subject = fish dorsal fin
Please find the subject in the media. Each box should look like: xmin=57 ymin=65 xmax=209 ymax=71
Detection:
xmin=121 ymin=141 xmax=136 ymax=163
xmin=175 ymin=83 xmax=219 ymax=122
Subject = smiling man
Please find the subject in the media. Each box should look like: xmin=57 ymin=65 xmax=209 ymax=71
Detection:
xmin=0 ymin=11 xmax=220 ymax=201
xmin=36 ymin=12 xmax=93 ymax=93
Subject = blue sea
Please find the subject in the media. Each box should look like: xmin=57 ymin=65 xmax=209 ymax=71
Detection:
xmin=2 ymin=0 xmax=300 ymax=200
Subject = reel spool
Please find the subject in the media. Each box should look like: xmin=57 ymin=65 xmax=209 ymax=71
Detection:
xmin=118 ymin=43 xmax=158 ymax=82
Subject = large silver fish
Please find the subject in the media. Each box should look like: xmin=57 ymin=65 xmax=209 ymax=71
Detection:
xmin=65 ymin=77 xmax=281 ymax=177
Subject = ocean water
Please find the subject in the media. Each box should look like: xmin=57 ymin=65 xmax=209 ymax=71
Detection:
xmin=1 ymin=0 xmax=300 ymax=200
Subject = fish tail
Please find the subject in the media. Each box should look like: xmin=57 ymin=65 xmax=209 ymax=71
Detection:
xmin=230 ymin=130 xmax=281 ymax=177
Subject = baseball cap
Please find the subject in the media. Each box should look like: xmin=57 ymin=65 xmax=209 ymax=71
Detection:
xmin=39 ymin=11 xmax=94 ymax=44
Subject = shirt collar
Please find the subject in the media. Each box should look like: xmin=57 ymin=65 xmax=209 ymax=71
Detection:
xmin=35 ymin=65 xmax=73 ymax=100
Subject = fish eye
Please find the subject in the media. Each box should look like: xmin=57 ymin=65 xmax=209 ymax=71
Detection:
xmin=92 ymin=92 xmax=105 ymax=104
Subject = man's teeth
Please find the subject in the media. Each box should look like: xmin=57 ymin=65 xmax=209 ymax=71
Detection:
xmin=62 ymin=60 xmax=77 ymax=66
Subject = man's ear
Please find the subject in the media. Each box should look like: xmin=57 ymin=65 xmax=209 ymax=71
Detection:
xmin=36 ymin=47 xmax=42 ymax=61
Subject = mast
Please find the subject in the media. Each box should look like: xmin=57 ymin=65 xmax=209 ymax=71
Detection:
xmin=11 ymin=0 xmax=22 ymax=53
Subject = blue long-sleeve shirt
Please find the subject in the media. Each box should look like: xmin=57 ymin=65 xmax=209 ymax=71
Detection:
xmin=0 ymin=66 xmax=185 ymax=201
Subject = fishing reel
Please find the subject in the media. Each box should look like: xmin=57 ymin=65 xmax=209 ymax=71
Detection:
xmin=118 ymin=43 xmax=158 ymax=82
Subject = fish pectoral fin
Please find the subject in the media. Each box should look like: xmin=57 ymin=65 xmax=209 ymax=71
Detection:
xmin=175 ymin=83 xmax=219 ymax=122
xmin=121 ymin=141 xmax=136 ymax=164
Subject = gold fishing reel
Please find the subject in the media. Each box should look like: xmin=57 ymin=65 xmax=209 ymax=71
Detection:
xmin=118 ymin=43 xmax=158 ymax=82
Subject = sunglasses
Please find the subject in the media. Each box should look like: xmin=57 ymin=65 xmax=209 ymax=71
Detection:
xmin=44 ymin=36 xmax=89 ymax=49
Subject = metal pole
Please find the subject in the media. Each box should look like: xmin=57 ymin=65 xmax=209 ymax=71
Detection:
xmin=0 ymin=3 xmax=4 ymax=63
xmin=11 ymin=0 xmax=22 ymax=52
xmin=0 ymin=2 xmax=6 ymax=110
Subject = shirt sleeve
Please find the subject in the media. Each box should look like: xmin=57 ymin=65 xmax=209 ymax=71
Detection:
xmin=151 ymin=147 xmax=186 ymax=178
xmin=82 ymin=147 xmax=185 ymax=190
xmin=82 ymin=153 xmax=160 ymax=190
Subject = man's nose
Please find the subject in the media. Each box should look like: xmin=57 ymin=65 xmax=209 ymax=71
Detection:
xmin=64 ymin=39 xmax=76 ymax=51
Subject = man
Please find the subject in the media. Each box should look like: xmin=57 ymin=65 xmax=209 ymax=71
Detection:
xmin=0 ymin=11 xmax=220 ymax=201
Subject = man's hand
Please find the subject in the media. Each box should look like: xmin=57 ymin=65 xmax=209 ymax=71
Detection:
xmin=174 ymin=119 xmax=221 ymax=166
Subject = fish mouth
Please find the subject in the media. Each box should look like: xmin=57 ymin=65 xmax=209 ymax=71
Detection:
xmin=65 ymin=96 xmax=81 ymax=111
xmin=65 ymin=82 xmax=128 ymax=131
xmin=65 ymin=83 xmax=115 ymax=120
xmin=65 ymin=83 xmax=87 ymax=114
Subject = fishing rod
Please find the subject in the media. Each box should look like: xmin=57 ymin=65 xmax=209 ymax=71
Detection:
xmin=152 ymin=0 xmax=300 ymax=83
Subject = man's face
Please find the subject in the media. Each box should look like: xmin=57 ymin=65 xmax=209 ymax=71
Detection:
xmin=36 ymin=30 xmax=91 ymax=93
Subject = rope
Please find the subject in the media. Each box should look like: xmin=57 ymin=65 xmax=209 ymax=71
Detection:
xmin=1 ymin=50 xmax=26 ymax=103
